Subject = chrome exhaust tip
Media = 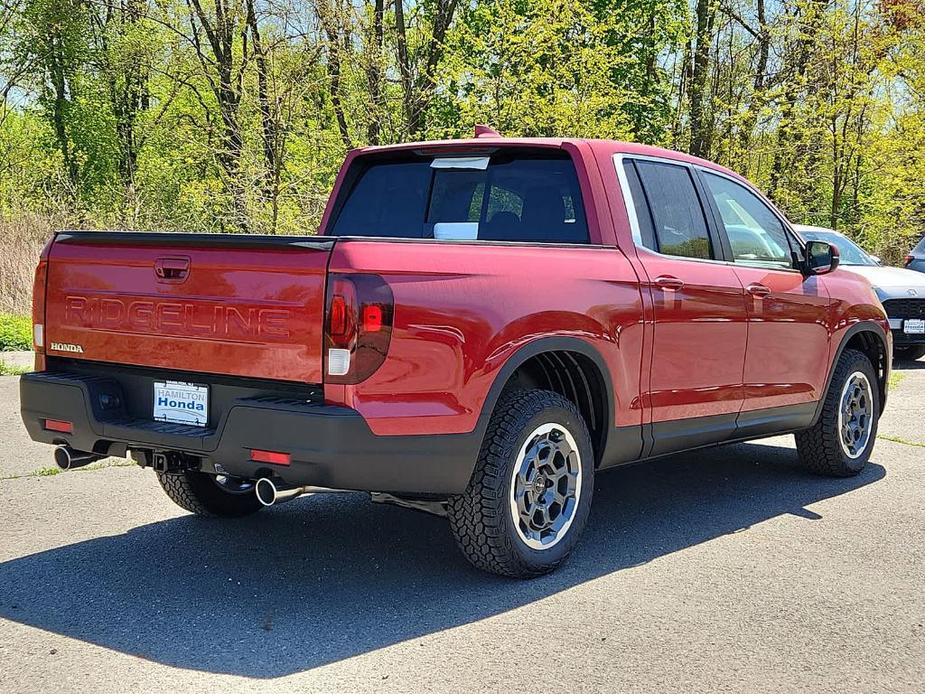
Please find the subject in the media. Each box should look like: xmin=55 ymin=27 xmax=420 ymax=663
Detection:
xmin=255 ymin=477 xmax=279 ymax=506
xmin=254 ymin=478 xmax=326 ymax=506
xmin=54 ymin=445 xmax=102 ymax=471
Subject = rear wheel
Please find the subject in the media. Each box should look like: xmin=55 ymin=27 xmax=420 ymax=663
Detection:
xmin=447 ymin=389 xmax=594 ymax=578
xmin=157 ymin=470 xmax=264 ymax=517
xmin=894 ymin=345 xmax=925 ymax=361
xmin=795 ymin=348 xmax=879 ymax=477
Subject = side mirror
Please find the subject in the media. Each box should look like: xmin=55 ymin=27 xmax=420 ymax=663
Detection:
xmin=805 ymin=240 xmax=840 ymax=275
xmin=870 ymin=255 xmax=882 ymax=265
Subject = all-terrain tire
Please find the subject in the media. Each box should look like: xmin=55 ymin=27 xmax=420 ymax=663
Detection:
xmin=894 ymin=345 xmax=925 ymax=362
xmin=157 ymin=470 xmax=263 ymax=517
xmin=447 ymin=389 xmax=594 ymax=578
xmin=795 ymin=348 xmax=879 ymax=477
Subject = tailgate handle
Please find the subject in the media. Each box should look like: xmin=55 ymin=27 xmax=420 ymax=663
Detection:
xmin=154 ymin=257 xmax=190 ymax=282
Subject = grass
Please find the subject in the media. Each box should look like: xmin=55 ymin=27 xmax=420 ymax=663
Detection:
xmin=0 ymin=459 xmax=135 ymax=481
xmin=0 ymin=213 xmax=57 ymax=316
xmin=888 ymin=370 xmax=906 ymax=390
xmin=0 ymin=359 xmax=28 ymax=376
xmin=0 ymin=313 xmax=31 ymax=351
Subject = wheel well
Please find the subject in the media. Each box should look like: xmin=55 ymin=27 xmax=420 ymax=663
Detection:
xmin=844 ymin=330 xmax=888 ymax=409
xmin=503 ymin=351 xmax=608 ymax=465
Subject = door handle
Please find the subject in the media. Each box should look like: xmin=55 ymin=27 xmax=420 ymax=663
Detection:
xmin=746 ymin=283 xmax=771 ymax=298
xmin=654 ymin=275 xmax=684 ymax=291
xmin=154 ymin=256 xmax=190 ymax=282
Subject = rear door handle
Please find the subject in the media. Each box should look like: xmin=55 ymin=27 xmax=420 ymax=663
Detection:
xmin=746 ymin=283 xmax=771 ymax=298
xmin=654 ymin=275 xmax=684 ymax=291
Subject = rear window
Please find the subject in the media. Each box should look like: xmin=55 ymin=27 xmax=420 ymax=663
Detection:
xmin=329 ymin=153 xmax=589 ymax=244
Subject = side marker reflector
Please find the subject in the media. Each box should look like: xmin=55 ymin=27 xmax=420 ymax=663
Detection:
xmin=250 ymin=449 xmax=291 ymax=466
xmin=44 ymin=419 xmax=73 ymax=434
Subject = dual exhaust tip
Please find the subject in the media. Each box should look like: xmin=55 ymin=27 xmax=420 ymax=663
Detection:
xmin=53 ymin=448 xmax=318 ymax=508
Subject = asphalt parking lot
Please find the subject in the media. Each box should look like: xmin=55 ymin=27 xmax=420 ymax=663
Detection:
xmin=0 ymin=360 xmax=923 ymax=693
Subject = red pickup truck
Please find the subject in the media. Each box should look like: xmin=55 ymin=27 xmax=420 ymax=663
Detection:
xmin=21 ymin=133 xmax=891 ymax=577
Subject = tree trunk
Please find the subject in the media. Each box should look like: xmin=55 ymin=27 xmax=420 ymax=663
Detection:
xmin=688 ymin=0 xmax=715 ymax=158
xmin=318 ymin=0 xmax=353 ymax=150
xmin=187 ymin=0 xmax=249 ymax=230
xmin=366 ymin=0 xmax=385 ymax=145
xmin=246 ymin=0 xmax=278 ymax=201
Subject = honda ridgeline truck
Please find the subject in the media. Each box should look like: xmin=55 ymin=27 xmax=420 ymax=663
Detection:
xmin=20 ymin=131 xmax=891 ymax=577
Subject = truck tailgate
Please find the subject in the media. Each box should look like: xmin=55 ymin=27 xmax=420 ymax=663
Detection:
xmin=43 ymin=232 xmax=334 ymax=383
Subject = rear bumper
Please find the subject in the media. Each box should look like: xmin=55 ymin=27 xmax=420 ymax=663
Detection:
xmin=19 ymin=371 xmax=478 ymax=495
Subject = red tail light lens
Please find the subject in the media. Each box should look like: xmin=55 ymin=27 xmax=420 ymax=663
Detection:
xmin=31 ymin=241 xmax=53 ymax=372
xmin=362 ymin=305 xmax=383 ymax=332
xmin=329 ymin=295 xmax=348 ymax=337
xmin=324 ymin=274 xmax=394 ymax=384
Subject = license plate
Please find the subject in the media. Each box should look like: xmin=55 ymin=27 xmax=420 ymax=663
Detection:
xmin=154 ymin=381 xmax=209 ymax=427
xmin=904 ymin=319 xmax=925 ymax=335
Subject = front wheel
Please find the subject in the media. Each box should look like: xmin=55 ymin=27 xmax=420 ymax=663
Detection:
xmin=795 ymin=348 xmax=879 ymax=477
xmin=157 ymin=469 xmax=264 ymax=517
xmin=447 ymin=389 xmax=594 ymax=578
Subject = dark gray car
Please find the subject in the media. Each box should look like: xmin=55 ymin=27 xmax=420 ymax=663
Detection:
xmin=905 ymin=236 xmax=925 ymax=275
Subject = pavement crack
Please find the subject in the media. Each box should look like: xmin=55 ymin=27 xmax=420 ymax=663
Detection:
xmin=878 ymin=434 xmax=925 ymax=448
xmin=0 ymin=461 xmax=135 ymax=481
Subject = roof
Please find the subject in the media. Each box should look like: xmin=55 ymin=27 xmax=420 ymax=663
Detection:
xmin=353 ymin=136 xmax=742 ymax=180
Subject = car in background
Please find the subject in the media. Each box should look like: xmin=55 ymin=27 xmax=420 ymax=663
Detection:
xmin=795 ymin=225 xmax=925 ymax=361
xmin=904 ymin=236 xmax=925 ymax=275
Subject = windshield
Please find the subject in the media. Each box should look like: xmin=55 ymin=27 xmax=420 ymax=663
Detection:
xmin=800 ymin=230 xmax=877 ymax=266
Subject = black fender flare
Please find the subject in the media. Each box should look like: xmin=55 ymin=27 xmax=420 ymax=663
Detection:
xmin=813 ymin=321 xmax=890 ymax=425
xmin=472 ymin=336 xmax=616 ymax=451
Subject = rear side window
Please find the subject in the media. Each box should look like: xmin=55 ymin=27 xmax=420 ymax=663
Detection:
xmin=633 ymin=160 xmax=713 ymax=260
xmin=330 ymin=154 xmax=589 ymax=244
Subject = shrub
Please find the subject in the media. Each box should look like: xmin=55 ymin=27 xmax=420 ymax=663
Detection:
xmin=0 ymin=313 xmax=31 ymax=351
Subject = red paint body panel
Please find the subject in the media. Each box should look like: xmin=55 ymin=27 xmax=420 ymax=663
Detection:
xmin=33 ymin=136 xmax=890 ymax=456
xmin=821 ymin=268 xmax=892 ymax=362
xmin=632 ymin=247 xmax=748 ymax=421
xmin=732 ymin=266 xmax=831 ymax=410
xmin=44 ymin=240 xmax=330 ymax=383
xmin=325 ymin=240 xmax=645 ymax=436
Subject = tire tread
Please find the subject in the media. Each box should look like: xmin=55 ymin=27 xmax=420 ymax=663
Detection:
xmin=447 ymin=389 xmax=591 ymax=578
xmin=795 ymin=348 xmax=878 ymax=477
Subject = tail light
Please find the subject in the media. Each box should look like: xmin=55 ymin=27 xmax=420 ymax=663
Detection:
xmin=32 ymin=238 xmax=53 ymax=371
xmin=324 ymin=274 xmax=394 ymax=384
xmin=904 ymin=254 xmax=914 ymax=267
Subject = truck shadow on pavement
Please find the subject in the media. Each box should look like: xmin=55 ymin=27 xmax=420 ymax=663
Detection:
xmin=0 ymin=441 xmax=885 ymax=678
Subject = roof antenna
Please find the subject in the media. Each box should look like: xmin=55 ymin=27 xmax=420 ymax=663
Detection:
xmin=474 ymin=124 xmax=501 ymax=138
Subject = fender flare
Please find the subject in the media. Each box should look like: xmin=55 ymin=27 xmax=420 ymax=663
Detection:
xmin=813 ymin=321 xmax=889 ymax=425
xmin=472 ymin=336 xmax=616 ymax=447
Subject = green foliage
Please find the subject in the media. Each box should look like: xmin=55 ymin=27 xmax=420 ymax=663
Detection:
xmin=0 ymin=0 xmax=920 ymax=267
xmin=0 ymin=314 xmax=31 ymax=351
xmin=0 ymin=361 xmax=28 ymax=376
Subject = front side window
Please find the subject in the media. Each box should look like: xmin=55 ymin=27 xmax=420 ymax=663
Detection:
xmin=703 ymin=172 xmax=794 ymax=270
xmin=633 ymin=160 xmax=713 ymax=260
xmin=330 ymin=153 xmax=589 ymax=244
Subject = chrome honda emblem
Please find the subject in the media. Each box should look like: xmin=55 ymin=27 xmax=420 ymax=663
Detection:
xmin=909 ymin=288 xmax=918 ymax=296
